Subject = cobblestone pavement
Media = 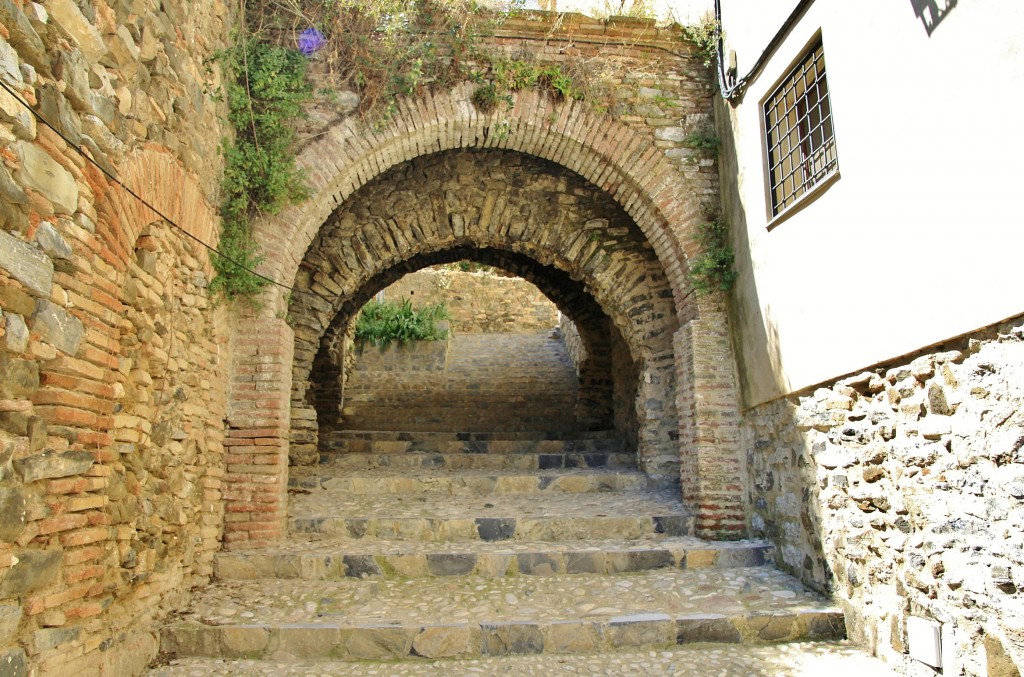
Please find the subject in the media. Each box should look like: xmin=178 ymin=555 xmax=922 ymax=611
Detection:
xmin=288 ymin=485 xmax=689 ymax=520
xmin=148 ymin=641 xmax=897 ymax=676
xmin=176 ymin=567 xmax=832 ymax=627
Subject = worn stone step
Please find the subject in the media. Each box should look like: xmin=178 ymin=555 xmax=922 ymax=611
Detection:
xmin=318 ymin=450 xmax=637 ymax=472
xmin=319 ymin=437 xmax=626 ymax=455
xmin=214 ymin=536 xmax=772 ymax=580
xmin=290 ymin=468 xmax=650 ymax=495
xmin=288 ymin=488 xmax=691 ymax=542
xmin=321 ymin=430 xmax=620 ymax=442
xmin=148 ymin=642 xmax=897 ymax=676
xmin=160 ymin=568 xmax=845 ymax=661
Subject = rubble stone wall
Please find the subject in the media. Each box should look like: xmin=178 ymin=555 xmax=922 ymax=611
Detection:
xmin=745 ymin=316 xmax=1024 ymax=676
xmin=0 ymin=0 xmax=231 ymax=672
xmin=382 ymin=268 xmax=559 ymax=334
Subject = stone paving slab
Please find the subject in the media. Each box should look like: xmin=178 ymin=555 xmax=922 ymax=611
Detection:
xmin=290 ymin=468 xmax=651 ymax=495
xmin=322 ymin=451 xmax=637 ymax=472
xmin=147 ymin=642 xmax=897 ymax=676
xmin=288 ymin=488 xmax=692 ymax=541
xmin=214 ymin=536 xmax=772 ymax=580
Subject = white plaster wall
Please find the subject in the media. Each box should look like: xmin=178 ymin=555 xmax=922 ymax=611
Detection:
xmin=720 ymin=0 xmax=1024 ymax=405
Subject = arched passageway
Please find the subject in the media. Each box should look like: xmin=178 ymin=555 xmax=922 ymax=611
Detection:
xmin=287 ymin=150 xmax=681 ymax=484
xmin=302 ymin=253 xmax=638 ymax=459
xmin=223 ymin=88 xmax=744 ymax=544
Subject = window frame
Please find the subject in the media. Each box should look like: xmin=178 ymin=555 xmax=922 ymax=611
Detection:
xmin=761 ymin=33 xmax=840 ymax=228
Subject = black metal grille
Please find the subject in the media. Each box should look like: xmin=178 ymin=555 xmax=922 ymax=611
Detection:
xmin=764 ymin=40 xmax=837 ymax=216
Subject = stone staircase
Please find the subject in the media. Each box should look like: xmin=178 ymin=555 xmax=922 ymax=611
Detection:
xmin=148 ymin=430 xmax=857 ymax=675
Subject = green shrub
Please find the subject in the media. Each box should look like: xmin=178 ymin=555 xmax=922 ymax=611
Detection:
xmin=688 ymin=216 xmax=737 ymax=295
xmin=210 ymin=39 xmax=313 ymax=300
xmin=354 ymin=299 xmax=451 ymax=350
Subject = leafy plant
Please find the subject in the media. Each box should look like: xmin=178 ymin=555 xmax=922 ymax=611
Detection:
xmin=247 ymin=0 xmax=531 ymax=121
xmin=354 ymin=299 xmax=451 ymax=349
xmin=472 ymin=59 xmax=583 ymax=114
xmin=679 ymin=12 xmax=720 ymax=68
xmin=688 ymin=215 xmax=737 ymax=295
xmin=683 ymin=127 xmax=720 ymax=157
xmin=211 ymin=39 xmax=313 ymax=300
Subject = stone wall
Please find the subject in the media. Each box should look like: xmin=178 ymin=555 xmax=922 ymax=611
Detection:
xmin=382 ymin=267 xmax=559 ymax=334
xmin=744 ymin=315 xmax=1024 ymax=676
xmin=0 ymin=0 xmax=231 ymax=673
xmin=340 ymin=333 xmax=579 ymax=433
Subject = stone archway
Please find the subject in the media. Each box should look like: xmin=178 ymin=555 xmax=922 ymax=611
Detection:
xmin=224 ymin=87 xmax=744 ymax=544
xmin=287 ymin=149 xmax=681 ymax=484
xmin=302 ymin=250 xmax=626 ymax=448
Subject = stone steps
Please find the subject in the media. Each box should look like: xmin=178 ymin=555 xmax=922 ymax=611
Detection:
xmin=154 ymin=428 xmax=851 ymax=673
xmin=288 ymin=488 xmax=691 ymax=542
xmin=338 ymin=333 xmax=580 ymax=433
xmin=290 ymin=468 xmax=650 ymax=494
xmin=213 ymin=536 xmax=772 ymax=580
xmin=319 ymin=450 xmax=637 ymax=472
xmin=161 ymin=568 xmax=845 ymax=661
xmin=149 ymin=642 xmax=896 ymax=676
xmin=322 ymin=430 xmax=621 ymax=442
xmin=319 ymin=436 xmax=626 ymax=455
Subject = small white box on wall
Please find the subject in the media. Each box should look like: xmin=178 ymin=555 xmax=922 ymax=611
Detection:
xmin=907 ymin=616 xmax=943 ymax=669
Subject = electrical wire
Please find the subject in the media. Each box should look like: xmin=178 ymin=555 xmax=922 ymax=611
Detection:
xmin=0 ymin=20 xmax=696 ymax=300
xmin=0 ymin=77 xmax=301 ymax=294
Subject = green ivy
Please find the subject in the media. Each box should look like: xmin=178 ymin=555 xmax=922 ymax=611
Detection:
xmin=210 ymin=39 xmax=313 ymax=300
xmin=688 ymin=215 xmax=737 ymax=295
xmin=355 ymin=299 xmax=451 ymax=350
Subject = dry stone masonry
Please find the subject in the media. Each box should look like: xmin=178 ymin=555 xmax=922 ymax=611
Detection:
xmin=745 ymin=316 xmax=1024 ymax=676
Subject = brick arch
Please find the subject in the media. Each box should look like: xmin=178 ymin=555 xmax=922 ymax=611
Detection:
xmin=226 ymin=87 xmax=745 ymax=546
xmin=252 ymin=85 xmax=699 ymax=318
xmin=91 ymin=145 xmax=218 ymax=277
xmin=287 ymin=150 xmax=680 ymax=482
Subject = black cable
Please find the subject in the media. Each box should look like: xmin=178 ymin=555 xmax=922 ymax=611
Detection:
xmin=716 ymin=0 xmax=816 ymax=101
xmin=0 ymin=77 xmax=301 ymax=294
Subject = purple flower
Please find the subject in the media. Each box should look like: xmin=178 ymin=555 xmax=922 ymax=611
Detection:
xmin=298 ymin=27 xmax=326 ymax=56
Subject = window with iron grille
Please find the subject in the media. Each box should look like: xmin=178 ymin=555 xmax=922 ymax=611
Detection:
xmin=764 ymin=39 xmax=837 ymax=217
